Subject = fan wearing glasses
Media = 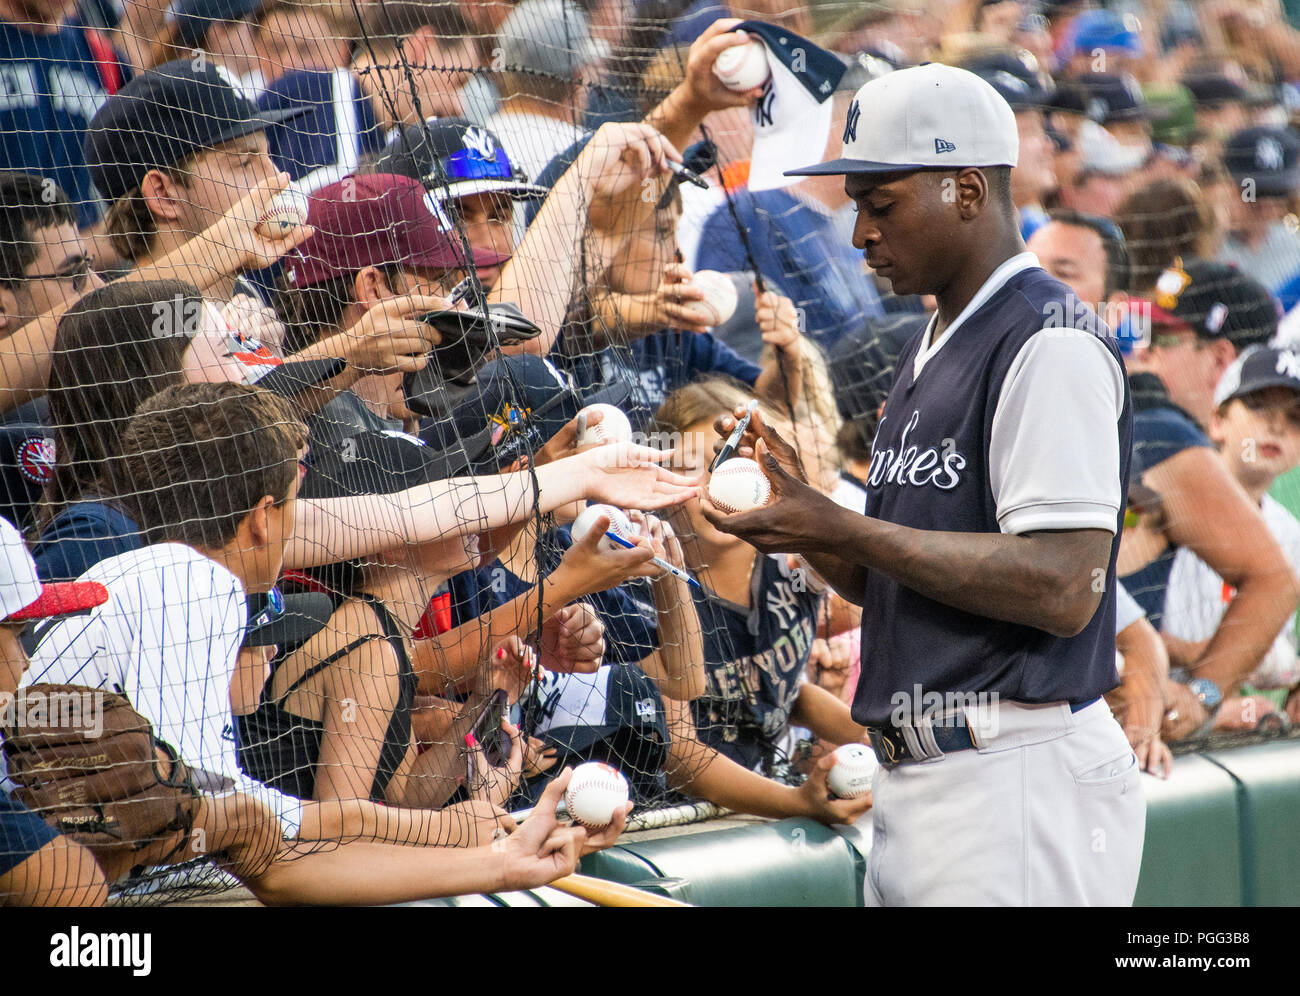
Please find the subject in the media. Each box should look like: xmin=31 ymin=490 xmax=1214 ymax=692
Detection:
xmin=0 ymin=172 xmax=103 ymax=340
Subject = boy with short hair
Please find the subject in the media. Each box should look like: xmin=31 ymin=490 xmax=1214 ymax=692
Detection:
xmin=1163 ymin=345 xmax=1300 ymax=729
xmin=25 ymin=380 xmax=622 ymax=903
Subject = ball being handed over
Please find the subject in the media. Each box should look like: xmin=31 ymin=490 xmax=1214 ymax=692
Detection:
xmin=564 ymin=761 xmax=631 ymax=829
xmin=706 ymin=456 xmax=772 ymax=514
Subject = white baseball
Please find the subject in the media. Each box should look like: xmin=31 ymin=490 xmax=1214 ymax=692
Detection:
xmin=255 ymin=188 xmax=310 ymax=239
xmin=571 ymin=503 xmax=638 ymax=552
xmin=706 ymin=456 xmax=772 ymax=513
xmin=827 ymin=743 xmax=878 ymax=799
xmin=576 ymin=403 xmax=633 ymax=446
xmin=563 ymin=761 xmax=631 ymax=829
xmin=712 ymin=35 xmax=771 ymax=92
xmin=682 ymin=270 xmax=739 ymax=327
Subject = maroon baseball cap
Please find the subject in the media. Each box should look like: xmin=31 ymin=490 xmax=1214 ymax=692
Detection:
xmin=283 ymin=174 xmax=511 ymax=288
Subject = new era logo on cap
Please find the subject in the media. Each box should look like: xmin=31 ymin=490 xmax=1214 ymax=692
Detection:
xmin=786 ymin=64 xmax=1018 ymax=177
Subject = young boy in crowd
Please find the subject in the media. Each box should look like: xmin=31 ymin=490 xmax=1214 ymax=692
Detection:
xmin=1162 ymin=346 xmax=1300 ymax=730
xmin=24 ymin=380 xmax=626 ymax=903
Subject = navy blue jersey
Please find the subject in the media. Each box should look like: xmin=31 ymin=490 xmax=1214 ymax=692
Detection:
xmin=257 ymin=68 xmax=384 ymax=188
xmin=691 ymin=553 xmax=822 ymax=771
xmin=0 ymin=17 xmax=128 ymax=226
xmin=855 ymin=266 xmax=1132 ymax=726
xmin=695 ymin=188 xmax=883 ymax=349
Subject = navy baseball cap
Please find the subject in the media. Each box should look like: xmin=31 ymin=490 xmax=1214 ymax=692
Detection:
xmin=1145 ymin=259 xmax=1278 ymax=348
xmin=84 ymin=59 xmax=308 ymax=203
xmin=964 ymin=50 xmax=1055 ymax=110
xmin=375 ymin=118 xmax=548 ymax=202
xmin=418 ymin=353 xmax=630 ymax=474
xmin=242 ymin=586 xmax=333 ymax=647
xmin=1214 ymin=345 xmax=1300 ymax=408
xmin=786 ymin=63 xmax=1018 ymax=177
xmin=1223 ymin=126 xmax=1300 ymax=198
xmin=169 ymin=0 xmax=266 ymax=48
xmin=299 ymin=428 xmax=464 ymax=501
xmin=1071 ymin=73 xmax=1153 ymax=124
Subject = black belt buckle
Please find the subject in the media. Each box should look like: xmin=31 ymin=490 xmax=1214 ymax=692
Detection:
xmin=866 ymin=725 xmax=909 ymax=769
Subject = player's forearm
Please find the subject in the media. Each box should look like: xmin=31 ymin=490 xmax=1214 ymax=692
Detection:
xmin=819 ymin=505 xmax=1111 ymax=637
xmin=799 ymin=552 xmax=867 ymax=607
xmin=1192 ymin=577 xmax=1299 ymax=696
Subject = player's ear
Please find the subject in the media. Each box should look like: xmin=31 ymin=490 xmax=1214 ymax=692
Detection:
xmin=952 ymin=168 xmax=987 ymax=220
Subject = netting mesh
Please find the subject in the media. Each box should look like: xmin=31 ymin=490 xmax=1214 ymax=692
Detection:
xmin=1 ymin=0 xmax=1300 ymax=906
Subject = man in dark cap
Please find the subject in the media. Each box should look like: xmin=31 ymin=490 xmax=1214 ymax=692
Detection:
xmin=1217 ymin=126 xmax=1300 ymax=311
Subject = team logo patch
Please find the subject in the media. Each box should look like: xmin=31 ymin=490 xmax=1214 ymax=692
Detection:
xmin=16 ymin=436 xmax=55 ymax=484
xmin=934 ymin=138 xmax=956 ymax=154
xmin=842 ymin=99 xmax=861 ymax=144
xmin=462 ymin=125 xmax=495 ymax=160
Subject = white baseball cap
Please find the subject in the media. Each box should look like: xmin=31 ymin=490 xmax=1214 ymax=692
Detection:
xmin=785 ymin=63 xmax=1019 ymax=176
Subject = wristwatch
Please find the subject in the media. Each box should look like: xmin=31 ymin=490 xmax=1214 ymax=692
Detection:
xmin=1188 ymin=678 xmax=1224 ymax=715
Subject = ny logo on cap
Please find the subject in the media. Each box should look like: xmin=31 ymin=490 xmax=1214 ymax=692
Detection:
xmin=994 ymin=71 xmax=1028 ymax=94
xmin=1257 ymin=137 xmax=1285 ymax=171
xmin=842 ymin=99 xmax=861 ymax=145
xmin=1277 ymin=349 xmax=1300 ymax=380
xmin=462 ymin=126 xmax=495 ymax=160
xmin=934 ymin=138 xmax=956 ymax=154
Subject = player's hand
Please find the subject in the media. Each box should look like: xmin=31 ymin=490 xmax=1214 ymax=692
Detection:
xmin=572 ymin=440 xmax=698 ymax=510
xmin=796 ymin=752 xmax=873 ymax=825
xmin=555 ymin=516 xmax=659 ymax=595
xmin=499 ymin=769 xmax=586 ymax=888
xmin=679 ymin=18 xmax=769 ymax=112
xmin=701 ymin=435 xmax=837 ymax=554
xmin=1160 ymin=680 xmax=1209 ymax=742
xmin=323 ymin=294 xmax=447 ymax=374
xmin=539 ymin=603 xmax=606 ymax=674
xmin=713 ymin=404 xmax=809 ymax=484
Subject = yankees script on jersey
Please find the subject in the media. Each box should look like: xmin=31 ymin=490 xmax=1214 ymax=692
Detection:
xmin=855 ymin=252 xmax=1133 ymax=727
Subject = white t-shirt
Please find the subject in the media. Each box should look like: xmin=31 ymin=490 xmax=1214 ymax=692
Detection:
xmin=0 ymin=516 xmax=41 ymax=618
xmin=1163 ymin=494 xmax=1300 ymax=689
xmin=23 ymin=543 xmax=302 ymax=830
xmin=913 ymin=252 xmax=1126 ymax=536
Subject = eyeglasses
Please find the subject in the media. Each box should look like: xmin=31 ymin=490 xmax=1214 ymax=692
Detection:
xmin=24 ymin=255 xmax=95 ymax=290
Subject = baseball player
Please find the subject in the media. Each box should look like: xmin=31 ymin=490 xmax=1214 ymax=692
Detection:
xmin=701 ymin=64 xmax=1145 ymax=906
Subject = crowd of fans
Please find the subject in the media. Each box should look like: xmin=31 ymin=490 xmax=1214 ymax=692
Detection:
xmin=2 ymin=0 xmax=1300 ymax=906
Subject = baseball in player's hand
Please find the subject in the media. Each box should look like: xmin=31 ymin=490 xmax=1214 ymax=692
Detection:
xmin=701 ymin=435 xmax=836 ymax=555
xmin=796 ymin=751 xmax=873 ymax=825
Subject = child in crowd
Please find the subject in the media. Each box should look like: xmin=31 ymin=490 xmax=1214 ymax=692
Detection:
xmin=1162 ymin=346 xmax=1300 ymax=730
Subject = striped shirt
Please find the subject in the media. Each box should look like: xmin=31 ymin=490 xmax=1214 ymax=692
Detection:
xmin=24 ymin=543 xmax=302 ymax=830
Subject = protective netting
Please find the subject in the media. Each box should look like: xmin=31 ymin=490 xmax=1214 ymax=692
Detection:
xmin=2 ymin=0 xmax=1300 ymax=907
